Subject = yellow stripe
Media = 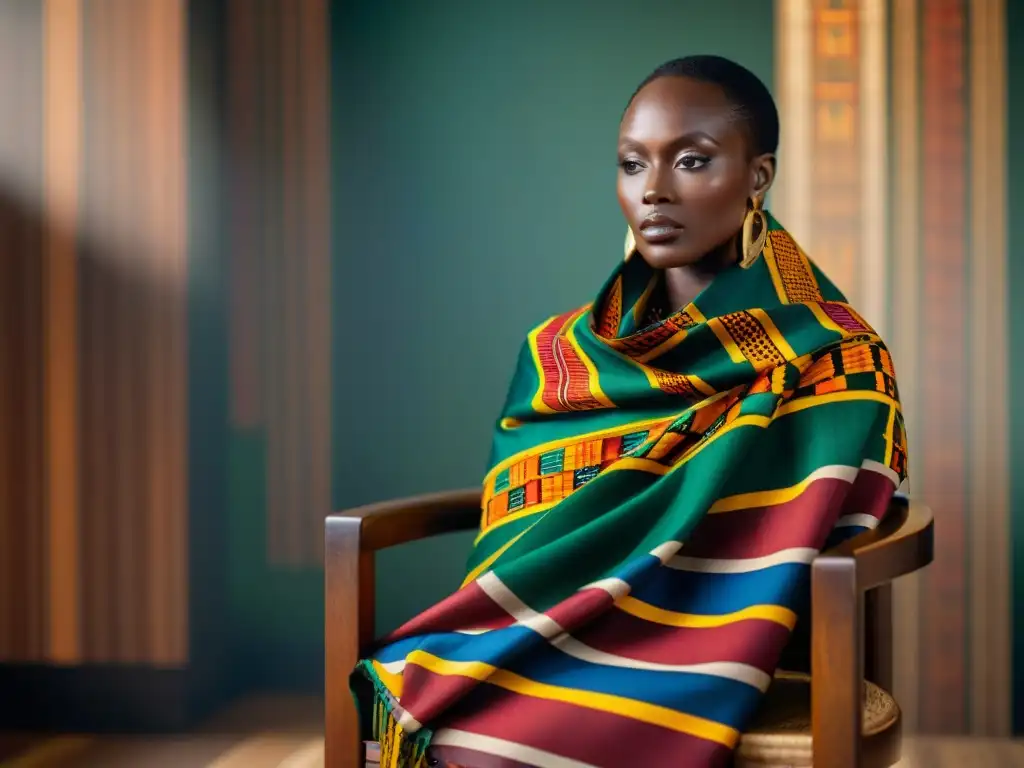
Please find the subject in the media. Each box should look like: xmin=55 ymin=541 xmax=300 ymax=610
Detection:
xmin=406 ymin=651 xmax=738 ymax=747
xmin=775 ymin=388 xmax=900 ymax=418
xmin=883 ymin=402 xmax=896 ymax=466
xmin=706 ymin=318 xmax=746 ymax=364
xmin=461 ymin=526 xmax=532 ymax=587
xmin=475 ymin=500 xmax=559 ymax=544
xmin=749 ymin=308 xmax=797 ymax=360
xmin=806 ymin=302 xmax=846 ymax=335
xmin=618 ymin=597 xmax=797 ymax=630
xmin=372 ymin=659 xmax=404 ymax=698
xmin=708 ymin=468 xmax=837 ymax=514
xmin=565 ymin=312 xmax=615 ymax=409
xmin=687 ymin=304 xmax=708 ymax=324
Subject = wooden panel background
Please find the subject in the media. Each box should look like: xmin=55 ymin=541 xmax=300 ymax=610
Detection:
xmin=226 ymin=0 xmax=331 ymax=568
xmin=775 ymin=0 xmax=1010 ymax=736
xmin=0 ymin=0 xmax=188 ymax=665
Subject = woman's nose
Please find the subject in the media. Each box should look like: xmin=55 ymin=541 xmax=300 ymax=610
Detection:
xmin=643 ymin=168 xmax=677 ymax=204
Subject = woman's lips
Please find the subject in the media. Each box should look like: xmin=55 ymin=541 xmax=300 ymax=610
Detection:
xmin=639 ymin=213 xmax=684 ymax=243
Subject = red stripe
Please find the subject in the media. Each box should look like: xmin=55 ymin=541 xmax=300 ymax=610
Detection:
xmin=543 ymin=587 xmax=613 ymax=630
xmin=384 ymin=582 xmax=514 ymax=642
xmin=535 ymin=311 xmax=576 ymax=412
xmin=437 ymin=678 xmax=732 ymax=767
xmin=683 ymin=478 xmax=851 ymax=559
xmin=844 ymin=468 xmax=896 ymax=521
xmin=573 ymin=609 xmax=793 ymax=673
xmin=399 ymin=660 xmax=484 ymax=722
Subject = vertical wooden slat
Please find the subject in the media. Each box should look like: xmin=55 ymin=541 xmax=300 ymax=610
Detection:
xmin=130 ymin=0 xmax=152 ymax=663
xmin=810 ymin=0 xmax=861 ymax=302
xmin=263 ymin=0 xmax=286 ymax=565
xmin=169 ymin=0 xmax=189 ymax=664
xmin=918 ymin=0 xmax=968 ymax=734
xmin=82 ymin=0 xmax=116 ymax=662
xmin=303 ymin=0 xmax=331 ymax=561
xmin=774 ymin=0 xmax=814 ymax=242
xmin=858 ymin=0 xmax=887 ymax=332
xmin=891 ymin=0 xmax=923 ymax=734
xmin=968 ymin=0 xmax=1010 ymax=737
xmin=228 ymin=0 xmax=264 ymax=429
xmin=111 ymin=0 xmax=141 ymax=663
xmin=78 ymin=0 xmax=97 ymax=661
xmin=43 ymin=0 xmax=83 ymax=664
xmin=281 ymin=1 xmax=303 ymax=564
xmin=0 ymin=6 xmax=18 ymax=660
xmin=0 ymin=1 xmax=46 ymax=661
xmin=20 ymin=1 xmax=47 ymax=663
xmin=145 ymin=0 xmax=172 ymax=667
xmin=0 ymin=2 xmax=48 ymax=661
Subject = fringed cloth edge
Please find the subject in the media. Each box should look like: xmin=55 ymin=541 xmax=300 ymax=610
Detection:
xmin=356 ymin=659 xmax=434 ymax=768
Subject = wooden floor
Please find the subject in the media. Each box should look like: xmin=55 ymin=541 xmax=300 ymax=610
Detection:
xmin=1 ymin=697 xmax=1023 ymax=767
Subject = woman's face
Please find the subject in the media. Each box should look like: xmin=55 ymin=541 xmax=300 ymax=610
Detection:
xmin=617 ymin=76 xmax=775 ymax=270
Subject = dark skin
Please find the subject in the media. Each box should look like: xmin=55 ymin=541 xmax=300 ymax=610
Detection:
xmin=617 ymin=76 xmax=776 ymax=312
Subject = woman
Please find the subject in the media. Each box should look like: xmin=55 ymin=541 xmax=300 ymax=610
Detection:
xmin=352 ymin=56 xmax=907 ymax=768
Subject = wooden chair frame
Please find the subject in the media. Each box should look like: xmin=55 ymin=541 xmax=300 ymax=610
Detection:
xmin=325 ymin=492 xmax=933 ymax=768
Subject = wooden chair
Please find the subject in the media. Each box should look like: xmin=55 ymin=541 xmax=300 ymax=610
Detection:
xmin=325 ymin=492 xmax=933 ymax=768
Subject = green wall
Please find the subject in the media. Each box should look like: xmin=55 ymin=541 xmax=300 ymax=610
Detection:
xmin=229 ymin=0 xmax=775 ymax=686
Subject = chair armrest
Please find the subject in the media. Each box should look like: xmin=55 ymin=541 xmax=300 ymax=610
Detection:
xmin=324 ymin=488 xmax=481 ymax=768
xmin=326 ymin=488 xmax=481 ymax=552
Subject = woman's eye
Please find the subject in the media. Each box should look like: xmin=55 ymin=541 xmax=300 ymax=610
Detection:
xmin=677 ymin=154 xmax=710 ymax=170
xmin=620 ymin=160 xmax=643 ymax=175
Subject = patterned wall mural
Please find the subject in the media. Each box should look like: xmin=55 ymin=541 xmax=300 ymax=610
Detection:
xmin=0 ymin=0 xmax=189 ymax=665
xmin=775 ymin=0 xmax=1010 ymax=736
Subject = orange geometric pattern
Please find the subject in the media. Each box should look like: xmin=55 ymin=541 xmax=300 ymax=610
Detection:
xmin=597 ymin=277 xmax=623 ymax=338
xmin=763 ymin=229 xmax=823 ymax=304
xmin=602 ymin=307 xmax=699 ymax=358
xmin=718 ymin=311 xmax=787 ymax=368
xmin=483 ymin=423 xmax=673 ymax=528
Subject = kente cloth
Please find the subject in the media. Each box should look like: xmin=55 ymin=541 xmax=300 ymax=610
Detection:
xmin=351 ymin=214 xmax=908 ymax=768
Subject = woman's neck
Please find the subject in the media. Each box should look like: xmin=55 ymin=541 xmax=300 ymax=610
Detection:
xmin=661 ymin=235 xmax=739 ymax=312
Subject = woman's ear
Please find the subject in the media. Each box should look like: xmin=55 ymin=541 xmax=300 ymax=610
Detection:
xmin=751 ymin=154 xmax=776 ymax=200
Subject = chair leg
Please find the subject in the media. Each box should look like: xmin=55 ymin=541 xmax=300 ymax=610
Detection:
xmin=811 ymin=555 xmax=863 ymax=768
xmin=326 ymin=519 xmax=376 ymax=768
xmin=864 ymin=584 xmax=893 ymax=692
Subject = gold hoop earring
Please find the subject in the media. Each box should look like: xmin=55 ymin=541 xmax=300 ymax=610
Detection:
xmin=739 ymin=197 xmax=767 ymax=269
xmin=624 ymin=227 xmax=637 ymax=261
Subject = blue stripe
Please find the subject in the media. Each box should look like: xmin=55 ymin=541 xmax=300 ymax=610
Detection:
xmin=373 ymin=626 xmax=540 ymax=666
xmin=504 ymin=642 xmax=762 ymax=729
xmin=610 ymin=552 xmax=663 ymax=585
xmin=630 ymin=562 xmax=808 ymax=615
